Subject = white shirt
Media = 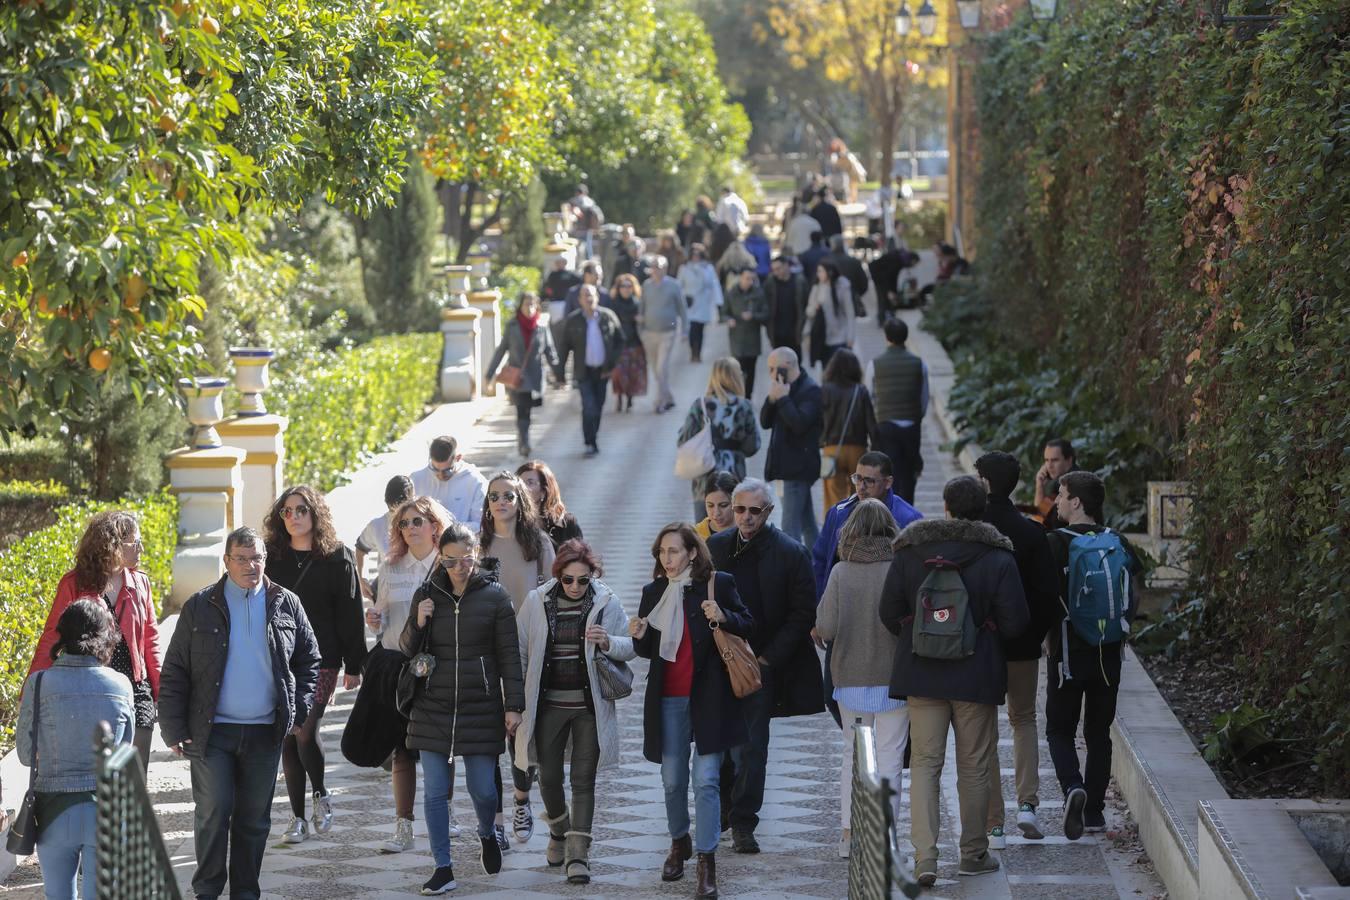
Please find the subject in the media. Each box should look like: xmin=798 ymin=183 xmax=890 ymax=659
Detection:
xmin=805 ymin=280 xmax=857 ymax=347
xmin=715 ymin=192 xmax=749 ymax=237
xmin=786 ymin=213 xmax=821 ymax=255
xmin=356 ymin=512 xmax=391 ymax=557
xmin=373 ymin=550 xmax=436 ymax=651
xmin=409 ymin=463 xmax=487 ymax=531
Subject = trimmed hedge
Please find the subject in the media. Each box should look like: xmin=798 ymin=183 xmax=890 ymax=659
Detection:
xmin=269 ymin=333 xmax=440 ymax=492
xmin=0 ymin=490 xmax=177 ymax=751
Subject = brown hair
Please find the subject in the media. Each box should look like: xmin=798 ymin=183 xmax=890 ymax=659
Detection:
xmin=516 ymin=460 xmax=568 ymax=525
xmin=385 ymin=497 xmax=455 ymax=566
xmin=480 ymin=471 xmax=546 ymax=563
xmin=73 ymin=510 xmax=138 ymax=594
xmin=649 ymin=522 xmax=714 ymax=582
xmin=838 ymin=498 xmax=899 ymax=556
xmin=263 ymin=485 xmax=340 ymax=557
xmin=552 ymin=538 xmax=604 ymax=579
xmin=611 ymin=272 xmax=642 ymax=298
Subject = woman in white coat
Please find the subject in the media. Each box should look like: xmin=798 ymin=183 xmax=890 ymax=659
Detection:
xmin=678 ymin=243 xmax=724 ymax=364
xmin=515 ymin=538 xmax=635 ymax=885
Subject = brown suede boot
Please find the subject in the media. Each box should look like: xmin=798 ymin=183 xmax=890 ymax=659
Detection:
xmin=662 ymin=834 xmax=693 ymax=881
xmin=695 ymin=852 xmax=718 ymax=898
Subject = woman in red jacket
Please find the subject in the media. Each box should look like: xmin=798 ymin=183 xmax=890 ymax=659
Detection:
xmin=29 ymin=509 xmax=162 ymax=770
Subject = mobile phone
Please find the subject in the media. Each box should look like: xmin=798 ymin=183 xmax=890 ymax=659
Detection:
xmin=775 ymin=367 xmax=789 ymax=382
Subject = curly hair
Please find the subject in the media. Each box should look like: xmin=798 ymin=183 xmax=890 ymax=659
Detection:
xmin=552 ymin=538 xmax=603 ymax=579
xmin=73 ymin=510 xmax=138 ymax=594
xmin=480 ymin=471 xmax=546 ymax=563
xmin=516 ymin=460 xmax=568 ymax=526
xmin=263 ymin=485 xmax=340 ymax=557
xmin=51 ymin=598 xmax=119 ymax=664
xmin=650 ymin=522 xmax=714 ymax=582
xmin=385 ymin=497 xmax=455 ymax=566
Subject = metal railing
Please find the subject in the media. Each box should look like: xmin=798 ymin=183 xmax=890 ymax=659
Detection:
xmin=95 ymin=722 xmax=182 ymax=899
xmin=848 ymin=723 xmax=920 ymax=898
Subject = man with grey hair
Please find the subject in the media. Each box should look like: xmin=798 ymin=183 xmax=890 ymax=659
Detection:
xmin=707 ymin=477 xmax=823 ymax=853
xmin=556 ymin=284 xmax=623 ymax=456
xmin=638 ymin=255 xmax=687 ymax=413
xmin=159 ymin=526 xmax=321 ymax=900
xmin=760 ymin=346 xmax=824 ymax=545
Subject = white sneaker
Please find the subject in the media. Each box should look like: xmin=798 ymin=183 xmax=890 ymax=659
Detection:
xmin=381 ymin=817 xmax=415 ymax=853
xmin=987 ymin=825 xmax=1006 ymax=849
xmin=837 ymin=828 xmax=850 ymax=859
xmin=1017 ymin=803 xmax=1044 ymax=839
xmin=312 ymin=790 xmax=333 ymax=835
xmin=447 ymin=813 xmax=461 ymax=838
xmin=283 ymin=816 xmax=309 ymax=844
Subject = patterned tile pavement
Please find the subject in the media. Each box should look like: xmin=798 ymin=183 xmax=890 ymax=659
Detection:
xmin=2 ymin=305 xmax=1164 ymax=898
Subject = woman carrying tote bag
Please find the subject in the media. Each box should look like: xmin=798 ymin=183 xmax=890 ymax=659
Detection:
xmin=817 ymin=348 xmax=879 ymax=514
xmin=675 ymin=358 xmax=761 ymax=521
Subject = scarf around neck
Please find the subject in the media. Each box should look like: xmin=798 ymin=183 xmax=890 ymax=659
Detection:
xmin=648 ymin=566 xmax=692 ymax=663
xmin=517 ymin=309 xmax=540 ymax=349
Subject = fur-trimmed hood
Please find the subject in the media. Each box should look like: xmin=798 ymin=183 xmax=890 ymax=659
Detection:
xmin=893 ymin=517 xmax=1014 ymax=553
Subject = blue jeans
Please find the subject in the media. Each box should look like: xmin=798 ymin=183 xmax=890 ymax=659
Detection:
xmin=780 ymin=480 xmax=819 ymax=547
xmin=660 ymin=697 xmax=723 ymax=854
xmin=36 ymin=799 xmax=96 ymax=899
xmin=188 ymin=723 xmax=282 ymax=900
xmin=577 ymin=367 xmax=607 ymax=447
xmin=422 ymin=752 xmax=498 ymax=867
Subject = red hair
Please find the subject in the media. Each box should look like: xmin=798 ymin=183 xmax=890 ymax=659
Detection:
xmin=551 ymin=538 xmax=603 ymax=579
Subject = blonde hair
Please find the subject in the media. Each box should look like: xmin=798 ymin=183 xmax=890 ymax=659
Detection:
xmin=386 ymin=497 xmax=456 ymax=565
xmin=705 ymin=357 xmax=746 ymax=404
xmin=838 ymin=498 xmax=899 ymax=555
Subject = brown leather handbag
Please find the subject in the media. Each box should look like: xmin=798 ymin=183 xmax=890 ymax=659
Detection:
xmin=705 ymin=580 xmax=762 ymax=699
xmin=495 ymin=365 xmax=524 ymax=390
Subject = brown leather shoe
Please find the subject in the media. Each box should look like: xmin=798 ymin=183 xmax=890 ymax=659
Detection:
xmin=662 ymin=834 xmax=693 ymax=881
xmin=695 ymin=852 xmax=718 ymax=898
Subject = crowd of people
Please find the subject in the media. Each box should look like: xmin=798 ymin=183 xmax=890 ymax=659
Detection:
xmin=14 ymin=182 xmax=1137 ymax=900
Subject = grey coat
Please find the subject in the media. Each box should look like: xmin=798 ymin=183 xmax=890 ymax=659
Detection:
xmin=815 ymin=536 xmax=897 ymax=689
xmin=486 ymin=317 xmax=559 ymax=399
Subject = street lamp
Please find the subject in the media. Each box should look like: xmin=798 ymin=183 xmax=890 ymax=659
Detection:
xmin=895 ymin=2 xmax=912 ymax=35
xmin=917 ymin=0 xmax=938 ymax=36
xmin=957 ymin=0 xmax=981 ymax=29
xmin=1028 ymin=0 xmax=1057 ymax=20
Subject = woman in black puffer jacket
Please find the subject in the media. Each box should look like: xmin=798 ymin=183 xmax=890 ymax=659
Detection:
xmin=400 ymin=522 xmax=525 ymax=893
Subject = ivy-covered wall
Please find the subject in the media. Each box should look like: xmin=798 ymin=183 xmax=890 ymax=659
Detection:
xmin=950 ymin=0 xmax=1348 ymax=785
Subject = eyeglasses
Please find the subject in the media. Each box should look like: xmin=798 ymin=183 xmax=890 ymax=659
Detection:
xmin=733 ymin=505 xmax=768 ymax=517
xmin=398 ymin=516 xmax=427 ymax=530
xmin=486 ymin=491 xmax=518 ymax=504
xmin=122 ymin=540 xmax=143 ymax=551
xmin=440 ymin=555 xmax=476 ymax=570
xmin=850 ymin=474 xmax=881 ymax=488
xmin=560 ymin=575 xmax=592 ymax=587
xmin=227 ymin=554 xmax=266 ymax=567
xmin=281 ymin=504 xmax=311 ymax=519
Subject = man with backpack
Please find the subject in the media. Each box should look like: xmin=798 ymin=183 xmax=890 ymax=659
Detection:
xmin=880 ymin=476 xmax=1028 ymax=886
xmin=1045 ymin=471 xmax=1140 ymax=840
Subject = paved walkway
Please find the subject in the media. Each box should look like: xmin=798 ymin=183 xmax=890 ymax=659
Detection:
xmin=2 ymin=308 xmax=1163 ymax=898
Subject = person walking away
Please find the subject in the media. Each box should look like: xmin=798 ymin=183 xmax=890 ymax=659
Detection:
xmin=818 ymin=349 xmax=879 ymax=514
xmin=714 ymin=185 xmax=749 ymax=238
xmin=694 ymin=195 xmax=717 ymax=236
xmin=809 ymin=188 xmax=843 ymax=242
xmin=760 ymin=347 xmax=823 ymax=546
xmin=815 ymin=499 xmax=906 ymax=858
xmin=1045 ymin=471 xmax=1140 ymax=841
xmin=676 ymin=358 xmax=762 ymax=522
xmin=410 ymin=435 xmax=489 ymax=530
xmin=20 ymin=599 xmax=134 ymax=900
xmin=1035 ymin=438 xmax=1079 ymax=529
xmin=825 ymin=235 xmax=871 ymax=314
xmin=706 ymin=478 xmax=822 ymax=853
xmin=355 ymin=475 xmax=415 ymax=599
xmin=487 ymin=292 xmax=560 ymax=459
xmin=722 ymin=269 xmax=769 ymax=396
xmin=159 ymin=526 xmax=321 ymax=900
xmin=866 ymin=317 xmax=929 ymax=504
xmin=804 ymin=262 xmax=855 ymax=371
xmin=879 ymin=476 xmax=1028 ymax=886
xmin=798 ymin=231 xmax=829 ymax=289
xmin=785 ymin=192 xmax=822 ymax=256
xmin=638 ymin=257 xmax=688 ymax=413
xmin=603 ymin=273 xmax=647 ymax=413
xmin=400 ymin=523 xmax=525 ymax=893
xmin=352 ymin=497 xmax=456 ymax=853
xmin=676 ymin=209 xmax=706 ymax=251
xmin=743 ymin=224 xmax=772 ymax=277
xmin=567 ymin=185 xmax=604 ymax=259
xmin=714 ymin=238 xmax=756 ymax=291
xmin=657 ymin=232 xmax=686 ymax=276
xmin=515 ymin=539 xmax=635 ymax=884
xmin=695 ymin=471 xmax=740 ymax=541
xmin=630 ymin=523 xmax=754 ymax=899
xmin=678 ymin=244 xmax=722 ymax=365
xmin=29 ymin=510 xmax=160 ymax=771
xmin=479 ymin=471 xmax=556 ymax=846
xmin=517 ymin=460 xmax=583 ymax=549
xmin=765 ymin=255 xmax=808 ymax=362
xmin=555 ymin=285 xmax=624 ymax=456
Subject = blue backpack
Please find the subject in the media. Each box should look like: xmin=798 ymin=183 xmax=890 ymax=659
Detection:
xmin=1058 ymin=528 xmax=1132 ymax=648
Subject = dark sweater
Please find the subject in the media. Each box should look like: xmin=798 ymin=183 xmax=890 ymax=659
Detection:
xmin=266 ymin=545 xmax=368 ymax=673
xmin=982 ymin=495 xmax=1059 ymax=661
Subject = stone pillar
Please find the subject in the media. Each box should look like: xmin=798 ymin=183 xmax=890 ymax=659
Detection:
xmin=464 ymin=249 xmax=503 ymax=397
xmin=217 ymin=348 xmax=287 ymax=530
xmin=544 ymin=211 xmax=579 ymax=269
xmin=439 ymin=306 xmax=481 ymax=402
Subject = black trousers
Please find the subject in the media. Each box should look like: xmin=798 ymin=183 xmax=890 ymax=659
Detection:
xmin=689 ymin=321 xmax=706 ymax=359
xmin=1044 ymin=667 xmax=1119 ymax=815
xmin=877 ymin=420 xmax=923 ymax=504
xmin=735 ymin=355 xmax=758 ymax=396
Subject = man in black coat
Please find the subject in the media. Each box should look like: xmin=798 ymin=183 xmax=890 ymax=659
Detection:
xmin=880 ymin=476 xmax=1028 ymax=887
xmin=554 ymin=285 xmax=623 ymax=457
xmin=760 ymin=346 xmax=823 ymax=546
xmin=764 ymin=255 xmax=808 ymax=362
xmin=707 ymin=477 xmax=823 ymax=853
xmin=809 ymin=188 xmax=844 ymax=241
xmin=975 ymin=451 xmax=1059 ymax=845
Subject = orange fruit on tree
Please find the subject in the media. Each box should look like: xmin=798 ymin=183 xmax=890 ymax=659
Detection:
xmin=171 ymin=0 xmax=190 ymax=16
xmin=88 ymin=348 xmax=112 ymax=372
xmin=11 ymin=250 xmax=28 ymax=267
xmin=158 ymin=112 xmax=178 ymax=133
xmin=123 ymin=273 xmax=148 ymax=305
xmin=200 ymin=14 xmax=220 ymax=35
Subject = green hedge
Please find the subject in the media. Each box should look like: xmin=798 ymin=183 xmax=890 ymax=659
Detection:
xmin=955 ymin=0 xmax=1348 ymax=786
xmin=0 ymin=490 xmax=177 ymax=751
xmin=269 ymin=333 xmax=440 ymax=492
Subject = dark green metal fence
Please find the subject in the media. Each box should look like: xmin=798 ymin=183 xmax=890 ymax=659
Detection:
xmin=848 ymin=723 xmax=920 ymax=898
xmin=95 ymin=723 xmax=182 ymax=899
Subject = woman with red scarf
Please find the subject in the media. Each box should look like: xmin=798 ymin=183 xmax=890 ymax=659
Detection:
xmin=487 ymin=291 xmax=560 ymax=458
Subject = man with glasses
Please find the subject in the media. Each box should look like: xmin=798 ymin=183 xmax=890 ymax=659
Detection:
xmin=159 ymin=526 xmax=321 ymax=900
xmin=411 ymin=435 xmax=487 ymax=530
xmin=706 ymin=478 xmax=822 ymax=854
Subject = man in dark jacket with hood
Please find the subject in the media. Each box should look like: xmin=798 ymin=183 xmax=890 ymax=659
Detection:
xmin=707 ymin=477 xmax=823 ymax=853
xmin=760 ymin=346 xmax=823 ymax=546
xmin=880 ymin=476 xmax=1028 ymax=887
xmin=975 ymin=451 xmax=1059 ymax=845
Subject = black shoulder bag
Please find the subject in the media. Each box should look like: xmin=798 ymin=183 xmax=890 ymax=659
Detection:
xmin=395 ymin=606 xmax=437 ymax=718
xmin=7 ymin=672 xmax=43 ymax=855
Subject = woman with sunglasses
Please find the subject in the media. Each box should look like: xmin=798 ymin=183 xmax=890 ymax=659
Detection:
xmin=479 ymin=471 xmax=555 ymax=846
xmin=29 ymin=510 xmax=160 ymax=771
xmin=263 ymin=486 xmax=367 ymax=844
xmin=630 ymin=523 xmax=754 ymax=899
xmin=514 ymin=539 xmax=634 ymax=884
xmin=401 ymin=523 xmax=525 ymax=894
xmin=516 ymin=460 xmax=583 ymax=550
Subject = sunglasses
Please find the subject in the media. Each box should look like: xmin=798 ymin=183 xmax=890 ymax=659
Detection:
xmin=439 ymin=555 xmax=476 ymax=570
xmin=430 ymin=463 xmax=455 ymax=478
xmin=398 ymin=515 xmax=427 ymax=530
xmin=281 ymin=504 xmax=311 ymax=519
xmin=560 ymin=575 xmax=592 ymax=587
xmin=733 ymin=505 xmax=768 ymax=517
xmin=486 ymin=490 xmax=518 ymax=504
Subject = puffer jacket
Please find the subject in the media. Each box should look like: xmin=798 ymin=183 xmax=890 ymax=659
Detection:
xmin=158 ymin=576 xmax=321 ymax=759
xmin=399 ymin=564 xmax=525 ymax=758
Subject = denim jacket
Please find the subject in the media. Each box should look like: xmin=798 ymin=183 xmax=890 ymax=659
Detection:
xmin=17 ymin=655 xmax=134 ymax=793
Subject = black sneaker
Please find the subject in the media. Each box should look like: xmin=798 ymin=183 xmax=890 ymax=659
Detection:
xmin=1084 ymin=809 xmax=1107 ymax=832
xmin=480 ymin=834 xmax=503 ymax=875
xmin=494 ymin=824 xmax=511 ymax=854
xmin=731 ymin=828 xmax=760 ymax=854
xmin=1064 ymin=786 xmax=1087 ymax=841
xmin=421 ymin=865 xmax=457 ymax=895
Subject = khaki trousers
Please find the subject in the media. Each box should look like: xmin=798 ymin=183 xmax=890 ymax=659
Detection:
xmin=640 ymin=330 xmax=677 ymax=408
xmin=907 ymin=696 xmax=997 ymax=864
xmin=987 ymin=659 xmax=1041 ymax=827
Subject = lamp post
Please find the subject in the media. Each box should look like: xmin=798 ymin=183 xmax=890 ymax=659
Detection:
xmin=895 ymin=2 xmax=912 ymax=35
xmin=1029 ymin=0 xmax=1057 ymax=21
xmin=957 ymin=0 xmax=981 ymax=30
xmin=917 ymin=0 xmax=938 ymax=36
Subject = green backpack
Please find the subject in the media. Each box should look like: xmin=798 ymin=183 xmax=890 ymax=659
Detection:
xmin=911 ymin=555 xmax=979 ymax=660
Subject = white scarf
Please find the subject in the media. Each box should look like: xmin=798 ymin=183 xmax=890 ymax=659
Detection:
xmin=648 ymin=566 xmax=693 ymax=663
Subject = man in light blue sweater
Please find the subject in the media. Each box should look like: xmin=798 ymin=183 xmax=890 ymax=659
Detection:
xmin=638 ymin=256 xmax=688 ymax=413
